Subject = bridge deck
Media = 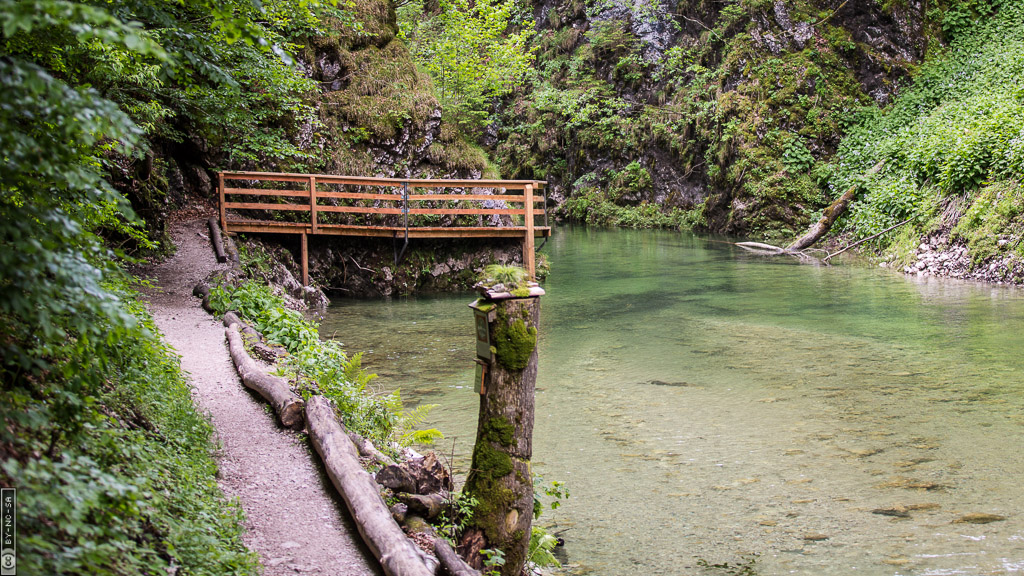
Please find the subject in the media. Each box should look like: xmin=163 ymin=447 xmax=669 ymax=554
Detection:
xmin=218 ymin=171 xmax=550 ymax=285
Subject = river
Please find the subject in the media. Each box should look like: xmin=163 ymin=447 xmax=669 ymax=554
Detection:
xmin=320 ymin=226 xmax=1024 ymax=575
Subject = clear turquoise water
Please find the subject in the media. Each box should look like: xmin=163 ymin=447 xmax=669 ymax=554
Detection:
xmin=321 ymin=226 xmax=1024 ymax=576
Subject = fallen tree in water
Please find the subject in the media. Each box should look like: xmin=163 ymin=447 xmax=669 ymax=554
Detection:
xmin=736 ymin=161 xmax=886 ymax=257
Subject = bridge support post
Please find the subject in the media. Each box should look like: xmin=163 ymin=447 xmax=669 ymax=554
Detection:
xmin=300 ymin=232 xmax=309 ymax=287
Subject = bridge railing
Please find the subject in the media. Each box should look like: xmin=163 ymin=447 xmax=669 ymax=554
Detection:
xmin=217 ymin=171 xmax=550 ymax=282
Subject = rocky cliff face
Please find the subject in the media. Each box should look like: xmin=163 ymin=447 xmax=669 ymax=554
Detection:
xmin=301 ymin=0 xmax=494 ymax=181
xmin=491 ymin=0 xmax=936 ymax=237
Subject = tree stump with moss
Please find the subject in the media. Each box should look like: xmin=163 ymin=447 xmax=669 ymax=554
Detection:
xmin=459 ymin=287 xmax=542 ymax=574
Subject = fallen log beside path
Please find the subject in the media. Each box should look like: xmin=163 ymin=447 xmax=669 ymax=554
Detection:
xmin=225 ymin=323 xmax=304 ymax=429
xmin=223 ymin=311 xmax=259 ymax=337
xmin=305 ymin=396 xmax=436 ymax=576
xmin=350 ymin=431 xmax=397 ymax=467
xmin=222 ymin=312 xmax=286 ymax=362
xmin=192 ymin=281 xmax=215 ymax=313
xmin=397 ymin=512 xmax=480 ymax=576
xmin=208 ymin=216 xmax=228 ymax=263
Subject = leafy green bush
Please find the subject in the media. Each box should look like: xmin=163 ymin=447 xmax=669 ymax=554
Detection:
xmin=608 ymin=161 xmax=652 ymax=202
xmin=1 ymin=281 xmax=258 ymax=576
xmin=399 ymin=0 xmax=535 ymax=126
xmin=209 ymin=280 xmax=441 ymax=447
xmin=782 ymin=138 xmax=815 ymax=174
xmin=833 ymin=2 xmax=1024 ymax=251
xmin=0 ymin=1 xmax=361 ymax=573
xmin=210 ymin=282 xmax=318 ymax=352
xmin=560 ymin=187 xmax=703 ymax=230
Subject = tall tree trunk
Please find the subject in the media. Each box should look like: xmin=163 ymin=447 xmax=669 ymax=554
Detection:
xmin=460 ymin=295 xmax=541 ymax=575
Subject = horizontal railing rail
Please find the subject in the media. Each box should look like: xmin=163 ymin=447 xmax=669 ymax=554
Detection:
xmin=217 ymin=171 xmax=551 ymax=284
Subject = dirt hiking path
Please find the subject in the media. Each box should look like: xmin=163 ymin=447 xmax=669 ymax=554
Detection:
xmin=144 ymin=218 xmax=379 ymax=576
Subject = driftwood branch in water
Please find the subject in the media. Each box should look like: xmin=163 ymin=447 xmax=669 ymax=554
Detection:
xmin=734 ymin=241 xmax=787 ymax=254
xmin=824 ymin=217 xmax=913 ymax=263
xmin=225 ymin=324 xmax=305 ymax=429
xmin=305 ymin=396 xmax=435 ymax=576
xmin=786 ymin=160 xmax=886 ymax=251
xmin=735 ymin=160 xmax=886 ymax=255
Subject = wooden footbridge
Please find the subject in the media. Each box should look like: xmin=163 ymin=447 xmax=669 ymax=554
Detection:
xmin=218 ymin=171 xmax=550 ymax=285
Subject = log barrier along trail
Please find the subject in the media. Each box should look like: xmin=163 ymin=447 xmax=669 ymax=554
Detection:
xmin=144 ymin=217 xmax=380 ymax=576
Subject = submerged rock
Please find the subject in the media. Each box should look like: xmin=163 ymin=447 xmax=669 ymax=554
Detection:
xmin=877 ymin=476 xmax=944 ymax=491
xmin=647 ymin=380 xmax=693 ymax=387
xmin=872 ymin=506 xmax=911 ymax=518
xmin=953 ymin=513 xmax=1006 ymax=524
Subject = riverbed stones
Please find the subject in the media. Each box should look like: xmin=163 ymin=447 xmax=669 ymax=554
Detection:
xmin=872 ymin=506 xmax=911 ymax=518
xmin=802 ymin=533 xmax=829 ymax=541
xmin=882 ymin=556 xmax=909 ymax=566
xmin=898 ymin=233 xmax=1024 ymax=284
xmin=846 ymin=447 xmax=883 ymax=457
xmin=894 ymin=458 xmax=934 ymax=468
xmin=647 ymin=380 xmax=694 ymax=387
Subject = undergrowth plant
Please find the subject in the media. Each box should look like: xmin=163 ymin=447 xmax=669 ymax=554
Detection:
xmin=1 ymin=279 xmax=258 ymax=576
xmin=209 ymin=280 xmax=442 ymax=447
xmin=832 ymin=2 xmax=1024 ymax=260
xmin=526 ymin=475 xmax=569 ymax=570
xmin=437 ymin=492 xmax=480 ymax=543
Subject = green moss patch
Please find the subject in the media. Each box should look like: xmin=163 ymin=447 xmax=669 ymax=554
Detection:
xmin=482 ymin=416 xmax=515 ymax=447
xmin=493 ymin=312 xmax=537 ymax=371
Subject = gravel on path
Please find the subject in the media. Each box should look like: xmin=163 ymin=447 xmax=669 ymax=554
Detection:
xmin=143 ymin=217 xmax=380 ymax=576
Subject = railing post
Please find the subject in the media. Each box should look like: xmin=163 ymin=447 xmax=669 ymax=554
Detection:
xmin=309 ymin=175 xmax=318 ymax=234
xmin=218 ymin=172 xmax=226 ymax=233
xmin=540 ymin=182 xmax=548 ymax=228
xmin=301 ymin=232 xmax=309 ymax=287
xmin=524 ymin=183 xmax=535 ymax=278
xmin=402 ymin=182 xmax=409 ymax=234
